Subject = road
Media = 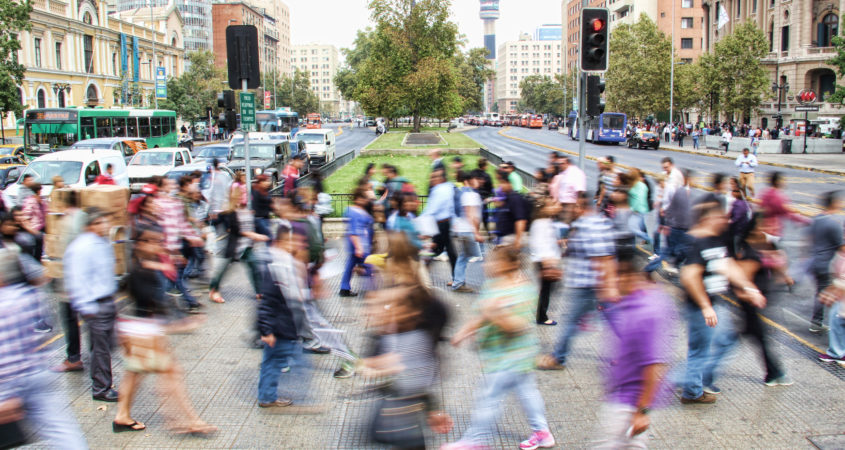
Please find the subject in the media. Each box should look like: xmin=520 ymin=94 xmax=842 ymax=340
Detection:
xmin=323 ymin=122 xmax=377 ymax=157
xmin=466 ymin=126 xmax=845 ymax=216
xmin=465 ymin=125 xmax=843 ymax=375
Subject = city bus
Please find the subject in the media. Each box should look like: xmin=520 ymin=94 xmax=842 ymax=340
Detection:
xmin=305 ymin=113 xmax=321 ymax=129
xmin=520 ymin=115 xmax=530 ymax=127
xmin=585 ymin=112 xmax=627 ymax=144
xmin=256 ymin=108 xmax=300 ymax=136
xmin=529 ymin=114 xmax=544 ymax=129
xmin=23 ymin=108 xmax=177 ymax=159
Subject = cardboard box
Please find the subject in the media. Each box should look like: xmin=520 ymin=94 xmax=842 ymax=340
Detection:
xmin=45 ymin=213 xmax=66 ymax=235
xmin=113 ymin=243 xmax=127 ymax=275
xmin=44 ymin=259 xmax=63 ymax=279
xmin=80 ymin=185 xmax=129 ymax=211
xmin=48 ymin=188 xmax=81 ymax=212
xmin=44 ymin=234 xmax=66 ymax=259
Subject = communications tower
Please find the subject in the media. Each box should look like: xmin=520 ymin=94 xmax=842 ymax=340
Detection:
xmin=479 ymin=0 xmax=500 ymax=113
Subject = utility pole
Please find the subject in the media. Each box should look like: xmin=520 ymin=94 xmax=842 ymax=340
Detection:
xmin=669 ymin=0 xmax=675 ymax=124
xmin=151 ymin=0 xmax=158 ymax=109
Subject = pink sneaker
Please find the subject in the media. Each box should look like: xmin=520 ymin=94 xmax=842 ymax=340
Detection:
xmin=519 ymin=430 xmax=555 ymax=450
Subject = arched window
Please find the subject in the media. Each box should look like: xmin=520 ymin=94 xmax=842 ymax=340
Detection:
xmin=83 ymin=11 xmax=92 ymax=24
xmin=819 ymin=13 xmax=839 ymax=47
xmin=86 ymin=84 xmax=98 ymax=104
xmin=58 ymin=90 xmax=66 ymax=108
xmin=37 ymin=89 xmax=45 ymax=108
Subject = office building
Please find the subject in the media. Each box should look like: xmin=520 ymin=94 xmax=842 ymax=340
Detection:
xmin=115 ymin=0 xmax=212 ymax=53
xmin=495 ymin=33 xmax=563 ymax=113
xmin=292 ymin=43 xmax=344 ymax=116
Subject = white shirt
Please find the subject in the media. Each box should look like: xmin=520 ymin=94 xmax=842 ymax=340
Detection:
xmin=721 ymin=131 xmax=733 ymax=142
xmin=735 ymin=153 xmax=758 ymax=173
xmin=530 ymin=218 xmax=562 ymax=262
xmin=452 ymin=189 xmax=482 ymax=233
xmin=662 ymin=167 xmax=685 ymax=211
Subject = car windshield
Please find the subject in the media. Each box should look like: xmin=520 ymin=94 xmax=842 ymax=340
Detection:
xmin=22 ymin=160 xmax=83 ymax=185
xmin=641 ymin=133 xmax=656 ymax=138
xmin=297 ymin=133 xmax=325 ymax=144
xmin=196 ymin=146 xmax=229 ymax=158
xmin=71 ymin=142 xmax=112 ymax=149
xmin=230 ymin=144 xmax=275 ymax=159
xmin=130 ymin=152 xmax=173 ymax=166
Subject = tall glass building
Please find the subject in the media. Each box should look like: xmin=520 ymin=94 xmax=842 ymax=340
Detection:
xmin=116 ymin=0 xmax=212 ymax=53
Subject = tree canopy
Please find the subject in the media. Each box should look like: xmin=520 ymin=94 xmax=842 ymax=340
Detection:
xmin=827 ymin=33 xmax=845 ymax=103
xmin=261 ymin=68 xmax=320 ymax=115
xmin=0 ymin=0 xmax=32 ymax=119
xmin=518 ymin=73 xmax=574 ymax=117
xmin=159 ymin=51 xmax=223 ymax=124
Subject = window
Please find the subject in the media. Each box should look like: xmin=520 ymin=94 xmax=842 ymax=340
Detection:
xmin=113 ymin=117 xmax=126 ymax=137
xmin=151 ymin=117 xmax=161 ymax=136
xmin=736 ymin=0 xmax=740 ymax=17
xmin=55 ymin=42 xmax=62 ymax=70
xmin=57 ymin=90 xmax=65 ymax=108
xmin=83 ymin=35 xmax=94 ymax=73
xmin=139 ymin=118 xmax=150 ymax=138
xmin=681 ymin=0 xmax=692 ymax=7
xmin=84 ymin=162 xmax=100 ymax=185
xmin=681 ymin=17 xmax=693 ymax=29
xmin=127 ymin=118 xmax=138 ymax=137
xmin=681 ymin=58 xmax=693 ymax=64
xmin=781 ymin=25 xmax=789 ymax=51
xmin=818 ymin=13 xmax=839 ymax=47
xmin=769 ymin=22 xmax=774 ymax=51
xmin=752 ymin=0 xmax=757 ymax=13
xmin=37 ymin=89 xmax=45 ymax=108
xmin=81 ymin=117 xmax=94 ymax=139
xmin=681 ymin=38 xmax=693 ymax=49
xmin=174 ymin=151 xmax=183 ymax=166
xmin=96 ymin=118 xmax=112 ymax=138
xmin=34 ymin=38 xmax=42 ymax=67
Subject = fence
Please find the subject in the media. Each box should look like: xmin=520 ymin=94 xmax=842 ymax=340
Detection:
xmin=479 ymin=147 xmax=536 ymax=189
xmin=269 ymin=147 xmax=360 ymax=196
xmin=321 ymin=193 xmax=429 ymax=218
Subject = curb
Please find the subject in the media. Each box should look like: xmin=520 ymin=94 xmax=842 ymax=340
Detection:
xmin=656 ymin=144 xmax=845 ymax=176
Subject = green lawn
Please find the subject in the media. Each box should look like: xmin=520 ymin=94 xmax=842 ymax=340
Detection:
xmin=364 ymin=130 xmax=481 ymax=150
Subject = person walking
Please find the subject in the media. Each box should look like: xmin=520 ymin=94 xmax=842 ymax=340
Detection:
xmin=64 ymin=207 xmax=120 ymax=402
xmin=550 ymin=155 xmax=586 ymax=223
xmin=692 ymin=126 xmax=701 ymax=149
xmin=759 ymin=172 xmax=810 ymax=237
xmin=421 ymin=169 xmax=457 ymax=276
xmin=735 ymin=148 xmax=758 ymax=198
xmin=818 ymin=244 xmax=845 ymax=365
xmin=471 ymin=158 xmax=494 ymax=233
xmin=339 ymin=186 xmax=374 ymax=297
xmin=808 ymin=191 xmax=844 ymax=333
xmin=451 ymin=171 xmax=483 ymax=293
xmin=530 ymin=198 xmax=563 ymax=326
xmin=492 ymin=170 xmax=529 ymax=248
xmin=645 ymin=169 xmax=692 ymax=274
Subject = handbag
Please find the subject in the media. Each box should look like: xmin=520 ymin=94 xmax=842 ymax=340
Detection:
xmin=370 ymin=393 xmax=428 ymax=447
xmin=0 ymin=421 xmax=28 ymax=449
xmin=117 ymin=317 xmax=172 ymax=373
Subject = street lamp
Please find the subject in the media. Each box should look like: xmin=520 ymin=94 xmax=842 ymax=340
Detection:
xmin=772 ymin=79 xmax=789 ymax=130
xmin=52 ymin=83 xmax=71 ymax=107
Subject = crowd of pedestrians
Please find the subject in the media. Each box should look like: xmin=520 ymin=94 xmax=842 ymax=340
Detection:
xmin=0 ymin=141 xmax=843 ymax=449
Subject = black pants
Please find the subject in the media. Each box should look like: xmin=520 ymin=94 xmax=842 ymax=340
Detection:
xmin=739 ymin=300 xmax=783 ymax=380
xmin=87 ymin=299 xmax=116 ymax=396
xmin=60 ymin=302 xmax=81 ymax=363
xmin=812 ymin=272 xmax=832 ymax=326
xmin=536 ymin=263 xmax=556 ymax=323
xmin=433 ymin=219 xmax=457 ymax=273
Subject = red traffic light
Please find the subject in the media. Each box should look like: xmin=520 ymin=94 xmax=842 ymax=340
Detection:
xmin=591 ymin=18 xmax=605 ymax=32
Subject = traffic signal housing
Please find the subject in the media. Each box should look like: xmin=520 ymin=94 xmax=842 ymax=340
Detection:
xmin=581 ymin=8 xmax=609 ymax=72
xmin=217 ymin=90 xmax=235 ymax=110
xmin=586 ymin=75 xmax=606 ymax=117
xmin=217 ymin=90 xmax=237 ymax=132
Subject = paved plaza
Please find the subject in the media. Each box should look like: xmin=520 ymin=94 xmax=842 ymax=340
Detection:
xmin=27 ymin=240 xmax=845 ymax=449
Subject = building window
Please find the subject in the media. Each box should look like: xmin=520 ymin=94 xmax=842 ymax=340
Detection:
xmin=55 ymin=42 xmax=62 ymax=70
xmin=58 ymin=90 xmax=66 ymax=108
xmin=34 ymin=38 xmax=42 ymax=67
xmin=680 ymin=38 xmax=693 ymax=49
xmin=736 ymin=0 xmax=740 ymax=17
xmin=768 ymin=22 xmax=774 ymax=51
xmin=37 ymin=89 xmax=45 ymax=108
xmin=818 ymin=13 xmax=839 ymax=47
xmin=680 ymin=58 xmax=693 ymax=64
xmin=781 ymin=25 xmax=789 ymax=51
xmin=752 ymin=0 xmax=757 ymax=13
xmin=681 ymin=0 xmax=692 ymax=7
xmin=83 ymin=35 xmax=94 ymax=73
xmin=681 ymin=17 xmax=693 ymax=29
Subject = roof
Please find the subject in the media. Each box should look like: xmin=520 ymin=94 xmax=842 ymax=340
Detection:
xmin=112 ymin=5 xmax=183 ymax=25
xmin=137 ymin=147 xmax=185 ymax=153
xmin=33 ymin=149 xmax=124 ymax=162
xmin=74 ymin=137 xmax=144 ymax=144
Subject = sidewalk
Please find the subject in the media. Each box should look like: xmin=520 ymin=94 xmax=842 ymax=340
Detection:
xmin=32 ymin=240 xmax=845 ymax=448
xmin=659 ymin=141 xmax=845 ymax=175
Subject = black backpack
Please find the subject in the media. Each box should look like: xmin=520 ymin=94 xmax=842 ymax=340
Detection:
xmin=643 ymin=177 xmax=655 ymax=212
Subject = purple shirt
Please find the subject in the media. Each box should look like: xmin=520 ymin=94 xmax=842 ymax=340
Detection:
xmin=604 ymin=287 xmax=675 ymax=408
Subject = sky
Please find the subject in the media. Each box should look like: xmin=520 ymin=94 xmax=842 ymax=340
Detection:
xmin=285 ymin=0 xmax=563 ymax=58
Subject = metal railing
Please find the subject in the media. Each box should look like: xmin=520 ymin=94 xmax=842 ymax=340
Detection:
xmin=479 ymin=147 xmax=536 ymax=189
xmin=270 ymin=147 xmax=360 ymax=196
xmin=320 ymin=193 xmax=429 ymax=218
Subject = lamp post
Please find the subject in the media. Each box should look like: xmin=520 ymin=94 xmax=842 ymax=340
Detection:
xmin=771 ymin=59 xmax=789 ymax=132
xmin=51 ymin=83 xmax=71 ymax=107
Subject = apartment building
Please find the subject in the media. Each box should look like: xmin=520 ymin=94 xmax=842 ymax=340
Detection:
xmin=495 ymin=33 xmax=563 ymax=113
xmin=291 ymin=44 xmax=344 ymax=116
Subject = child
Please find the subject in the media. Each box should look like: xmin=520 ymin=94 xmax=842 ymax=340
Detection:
xmin=442 ymin=246 xmax=555 ymax=450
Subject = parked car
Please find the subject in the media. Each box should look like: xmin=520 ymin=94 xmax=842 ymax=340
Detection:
xmin=127 ymin=147 xmax=193 ymax=192
xmin=70 ymin=137 xmax=148 ymax=163
xmin=227 ymin=139 xmax=291 ymax=187
xmin=0 ymin=164 xmax=25 ymax=189
xmin=627 ymin=131 xmax=660 ymax=150
xmin=547 ymin=121 xmax=559 ymax=130
xmin=194 ymin=144 xmax=231 ymax=164
xmin=3 ymin=149 xmax=128 ymax=205
xmin=0 ymin=144 xmax=27 ymax=164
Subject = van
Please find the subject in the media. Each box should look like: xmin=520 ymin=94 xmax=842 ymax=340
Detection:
xmin=2 ymin=149 xmax=128 ymax=206
xmin=127 ymin=147 xmax=193 ymax=192
xmin=295 ymin=129 xmax=336 ymax=166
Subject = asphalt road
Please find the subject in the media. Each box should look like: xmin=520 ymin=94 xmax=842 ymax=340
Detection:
xmin=322 ymin=122 xmax=377 ymax=157
xmin=465 ymin=125 xmax=841 ymax=368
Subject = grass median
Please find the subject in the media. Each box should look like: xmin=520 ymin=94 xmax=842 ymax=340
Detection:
xmin=364 ymin=130 xmax=481 ymax=151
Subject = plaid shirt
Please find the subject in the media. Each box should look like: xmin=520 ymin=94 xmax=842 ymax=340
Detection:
xmin=22 ymin=195 xmax=46 ymax=231
xmin=564 ymin=213 xmax=616 ymax=288
xmin=155 ymin=194 xmax=199 ymax=253
xmin=0 ymin=284 xmax=45 ymax=399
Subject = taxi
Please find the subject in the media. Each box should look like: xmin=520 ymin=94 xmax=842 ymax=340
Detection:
xmin=0 ymin=163 xmax=25 ymax=189
xmin=0 ymin=144 xmax=27 ymax=164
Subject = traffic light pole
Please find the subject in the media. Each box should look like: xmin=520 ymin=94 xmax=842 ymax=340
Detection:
xmin=242 ymin=79 xmax=252 ymax=209
xmin=578 ymin=71 xmax=587 ymax=170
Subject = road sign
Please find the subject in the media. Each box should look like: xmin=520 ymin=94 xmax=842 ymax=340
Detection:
xmin=239 ymin=92 xmax=256 ymax=130
xmin=155 ymin=67 xmax=166 ymax=99
xmin=795 ymin=105 xmax=820 ymax=112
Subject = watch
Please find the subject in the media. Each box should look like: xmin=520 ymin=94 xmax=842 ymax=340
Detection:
xmin=637 ymin=407 xmax=650 ymax=415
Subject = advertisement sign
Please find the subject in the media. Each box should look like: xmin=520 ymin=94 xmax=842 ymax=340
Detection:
xmin=155 ymin=67 xmax=167 ymax=99
xmin=264 ymin=91 xmax=271 ymax=109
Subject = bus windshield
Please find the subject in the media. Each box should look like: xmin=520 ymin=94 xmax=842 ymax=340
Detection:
xmin=22 ymin=160 xmax=83 ymax=185
xmin=603 ymin=114 xmax=626 ymax=129
xmin=25 ymin=123 xmax=78 ymax=152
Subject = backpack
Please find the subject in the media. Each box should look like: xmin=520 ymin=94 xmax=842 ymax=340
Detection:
xmin=453 ymin=185 xmax=469 ymax=218
xmin=643 ymin=177 xmax=655 ymax=212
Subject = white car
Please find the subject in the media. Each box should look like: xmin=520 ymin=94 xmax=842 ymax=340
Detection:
xmin=2 ymin=149 xmax=128 ymax=206
xmin=127 ymin=147 xmax=193 ymax=192
xmin=295 ymin=129 xmax=336 ymax=166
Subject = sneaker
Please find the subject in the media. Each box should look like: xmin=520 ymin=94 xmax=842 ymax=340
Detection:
xmin=434 ymin=252 xmax=449 ymax=262
xmin=818 ymin=353 xmax=844 ymax=363
xmin=333 ymin=366 xmax=354 ymax=379
xmin=519 ymin=430 xmax=555 ymax=450
xmin=536 ymin=354 xmax=565 ymax=371
xmin=339 ymin=289 xmax=358 ymax=297
xmin=258 ymin=398 xmax=293 ymax=408
xmin=280 ymin=366 xmax=291 ymax=373
xmin=809 ymin=323 xmax=830 ymax=334
xmin=764 ymin=375 xmax=794 ymax=387
xmin=703 ymin=385 xmax=721 ymax=395
xmin=166 ymin=289 xmax=183 ymax=297
xmin=305 ymin=346 xmax=331 ymax=354
xmin=468 ymin=256 xmax=483 ymax=263
xmin=680 ymin=392 xmax=717 ymax=404
xmin=33 ymin=320 xmax=53 ymax=333
xmin=51 ymin=359 xmax=84 ymax=373
xmin=453 ymin=285 xmax=476 ymax=294
xmin=186 ymin=304 xmax=204 ymax=315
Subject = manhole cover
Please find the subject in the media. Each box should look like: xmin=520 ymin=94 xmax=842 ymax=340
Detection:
xmin=808 ymin=434 xmax=845 ymax=449
xmin=404 ymin=132 xmax=444 ymax=145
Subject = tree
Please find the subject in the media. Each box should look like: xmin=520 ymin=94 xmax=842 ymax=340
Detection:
xmin=606 ymin=14 xmax=672 ymax=120
xmin=159 ymin=51 xmax=224 ymax=125
xmin=672 ymin=61 xmax=707 ymax=120
xmin=703 ymin=21 xmax=769 ymax=121
xmin=518 ymin=74 xmax=573 ymax=117
xmin=826 ymin=32 xmax=845 ymax=103
xmin=261 ymin=68 xmax=320 ymax=115
xmin=454 ymin=47 xmax=494 ymax=114
xmin=0 ymin=0 xmax=32 ymax=121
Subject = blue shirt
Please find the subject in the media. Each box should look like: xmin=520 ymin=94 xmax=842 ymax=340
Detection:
xmin=422 ymin=182 xmax=455 ymax=221
xmin=0 ymin=284 xmax=45 ymax=398
xmin=345 ymin=205 xmax=373 ymax=255
xmin=564 ymin=213 xmax=616 ymax=288
xmin=64 ymin=232 xmax=117 ymax=316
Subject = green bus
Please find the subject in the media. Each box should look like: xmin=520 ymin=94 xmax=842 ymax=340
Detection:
xmin=24 ymin=108 xmax=178 ymax=159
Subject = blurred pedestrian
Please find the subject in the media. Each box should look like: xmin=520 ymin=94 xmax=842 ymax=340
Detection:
xmin=818 ymin=243 xmax=845 ymax=365
xmin=809 ymin=191 xmax=844 ymax=333
xmin=64 ymin=207 xmax=120 ymax=402
xmin=530 ymin=198 xmax=563 ymax=326
xmin=339 ymin=186 xmax=374 ymax=297
xmin=644 ymin=169 xmax=692 ymax=274
xmin=471 ymin=158 xmax=494 ymax=233
xmin=451 ymin=171 xmax=483 ymax=293
xmin=444 ymin=246 xmax=555 ymax=450
xmin=493 ymin=170 xmax=529 ymax=248
xmin=421 ymin=169 xmax=457 ymax=276
xmin=735 ymin=148 xmax=757 ymax=198
xmin=95 ymin=164 xmax=117 ymax=185
xmin=759 ymin=172 xmax=810 ymax=237
xmin=252 ymin=174 xmax=273 ymax=238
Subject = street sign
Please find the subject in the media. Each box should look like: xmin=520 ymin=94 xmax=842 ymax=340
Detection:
xmin=264 ymin=91 xmax=271 ymax=109
xmin=155 ymin=67 xmax=166 ymax=99
xmin=795 ymin=105 xmax=820 ymax=112
xmin=239 ymin=92 xmax=256 ymax=130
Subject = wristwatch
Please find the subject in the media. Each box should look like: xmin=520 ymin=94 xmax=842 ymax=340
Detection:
xmin=637 ymin=407 xmax=650 ymax=415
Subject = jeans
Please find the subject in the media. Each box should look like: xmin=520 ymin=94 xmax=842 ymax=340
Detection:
xmin=183 ymin=245 xmax=205 ymax=278
xmin=257 ymin=339 xmax=313 ymax=404
xmin=255 ymin=217 xmax=272 ymax=239
xmin=452 ymin=232 xmax=479 ymax=288
xmin=704 ymin=301 xmax=783 ymax=385
xmin=644 ymin=227 xmax=689 ymax=272
xmin=340 ymin=244 xmax=372 ymax=291
xmin=693 ymin=136 xmax=699 ymax=149
xmin=629 ymin=213 xmax=652 ymax=246
xmin=460 ymin=370 xmax=548 ymax=444
xmin=87 ymin=299 xmax=116 ymax=396
xmin=553 ymin=287 xmax=600 ymax=364
xmin=433 ymin=219 xmax=457 ymax=273
xmin=828 ymin=302 xmax=845 ymax=358
xmin=209 ymin=247 xmax=262 ymax=294
xmin=168 ymin=264 xmax=198 ymax=307
xmin=812 ymin=272 xmax=832 ymax=326
xmin=60 ymin=302 xmax=81 ymax=363
xmin=535 ymin=263 xmax=557 ymax=323
xmin=681 ymin=302 xmax=726 ymax=399
xmin=5 ymin=370 xmax=87 ymax=449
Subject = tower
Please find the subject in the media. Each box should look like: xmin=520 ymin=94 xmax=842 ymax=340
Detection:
xmin=479 ymin=0 xmax=499 ymax=113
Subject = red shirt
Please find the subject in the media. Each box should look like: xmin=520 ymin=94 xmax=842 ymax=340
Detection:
xmin=95 ymin=174 xmax=115 ymax=185
xmin=282 ymin=165 xmax=299 ymax=195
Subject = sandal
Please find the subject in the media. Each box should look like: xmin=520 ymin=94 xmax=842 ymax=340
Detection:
xmin=209 ymin=292 xmax=225 ymax=304
xmin=113 ymin=421 xmax=146 ymax=433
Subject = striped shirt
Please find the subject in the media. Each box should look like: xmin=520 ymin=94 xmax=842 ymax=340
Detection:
xmin=0 ymin=284 xmax=45 ymax=399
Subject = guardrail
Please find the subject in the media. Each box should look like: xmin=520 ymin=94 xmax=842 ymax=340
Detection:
xmin=479 ymin=147 xmax=536 ymax=189
xmin=319 ymin=193 xmax=430 ymax=218
xmin=270 ymin=147 xmax=361 ymax=196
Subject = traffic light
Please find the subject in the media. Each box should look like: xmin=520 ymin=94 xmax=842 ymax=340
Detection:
xmin=217 ymin=90 xmax=237 ymax=132
xmin=581 ymin=8 xmax=609 ymax=72
xmin=586 ymin=75 xmax=606 ymax=117
xmin=217 ymin=90 xmax=235 ymax=110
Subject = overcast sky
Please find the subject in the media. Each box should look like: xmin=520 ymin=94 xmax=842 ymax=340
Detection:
xmin=285 ymin=0 xmax=563 ymax=58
